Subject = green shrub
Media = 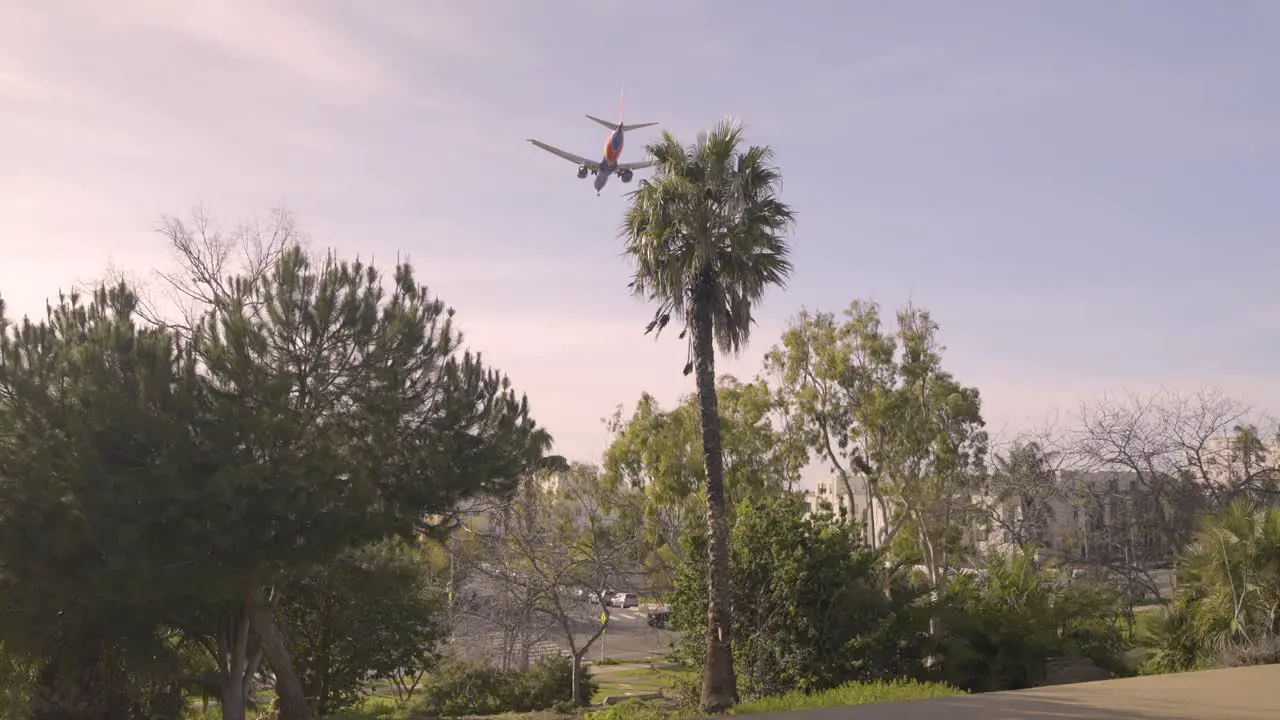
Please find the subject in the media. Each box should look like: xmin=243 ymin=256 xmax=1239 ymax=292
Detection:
xmin=669 ymin=496 xmax=930 ymax=700
xmin=1140 ymin=600 xmax=1204 ymax=675
xmin=409 ymin=655 xmax=593 ymax=716
xmin=1144 ymin=501 xmax=1280 ymax=673
xmin=934 ymin=550 xmax=1129 ymax=692
xmin=732 ymin=679 xmax=964 ymax=715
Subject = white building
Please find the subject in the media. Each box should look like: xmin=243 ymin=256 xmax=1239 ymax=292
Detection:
xmin=803 ymin=476 xmax=892 ymax=548
xmin=975 ymin=470 xmax=1171 ymax=566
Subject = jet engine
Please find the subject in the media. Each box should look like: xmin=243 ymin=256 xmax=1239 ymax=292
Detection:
xmin=618 ymin=168 xmax=634 ymax=183
xmin=577 ymin=165 xmax=589 ymax=179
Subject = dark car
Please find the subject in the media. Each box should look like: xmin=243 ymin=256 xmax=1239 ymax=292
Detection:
xmin=646 ymin=609 xmax=669 ymax=629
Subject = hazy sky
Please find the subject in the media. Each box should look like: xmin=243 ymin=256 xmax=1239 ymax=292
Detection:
xmin=2 ymin=1 xmax=1278 ymax=472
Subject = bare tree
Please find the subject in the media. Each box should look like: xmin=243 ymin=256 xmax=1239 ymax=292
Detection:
xmin=1071 ymin=391 xmax=1203 ymax=562
xmin=136 ymin=206 xmax=298 ymax=333
xmin=451 ymin=559 xmax=557 ymax=673
xmin=464 ymin=464 xmax=645 ymax=704
xmin=1055 ymin=389 xmax=1280 ymax=602
xmin=979 ymin=423 xmax=1076 ymax=554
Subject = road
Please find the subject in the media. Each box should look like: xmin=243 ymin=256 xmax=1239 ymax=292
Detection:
xmin=732 ymin=664 xmax=1280 ymax=720
xmin=586 ymin=607 xmax=677 ymax=662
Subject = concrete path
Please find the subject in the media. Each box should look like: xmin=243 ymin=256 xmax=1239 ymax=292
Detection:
xmin=738 ymin=664 xmax=1280 ymax=720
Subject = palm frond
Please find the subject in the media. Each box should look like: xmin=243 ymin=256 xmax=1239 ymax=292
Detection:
xmin=619 ymin=118 xmax=796 ymax=360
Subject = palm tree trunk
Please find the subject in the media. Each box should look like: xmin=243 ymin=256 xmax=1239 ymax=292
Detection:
xmin=691 ymin=288 xmax=738 ymax=713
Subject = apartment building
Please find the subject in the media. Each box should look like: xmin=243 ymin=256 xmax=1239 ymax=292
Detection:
xmin=977 ymin=470 xmax=1172 ymax=566
xmin=802 ymin=476 xmax=892 ymax=548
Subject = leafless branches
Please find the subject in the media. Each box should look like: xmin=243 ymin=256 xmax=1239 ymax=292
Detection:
xmin=978 ymin=421 xmax=1077 ymax=554
xmin=137 ymin=206 xmax=299 ymax=335
xmin=445 ymin=464 xmax=645 ymax=692
xmin=976 ymin=389 xmax=1277 ymax=600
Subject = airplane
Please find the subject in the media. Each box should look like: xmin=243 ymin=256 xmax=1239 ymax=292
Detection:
xmin=527 ymin=90 xmax=658 ymax=195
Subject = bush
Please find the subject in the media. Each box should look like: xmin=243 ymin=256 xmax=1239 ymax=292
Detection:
xmin=279 ymin=539 xmax=447 ymax=716
xmin=732 ymin=679 xmax=965 ymax=715
xmin=409 ymin=655 xmax=593 ymax=716
xmin=669 ymin=496 xmax=929 ymax=699
xmin=1144 ymin=501 xmax=1280 ymax=673
xmin=934 ymin=550 xmax=1129 ymax=692
xmin=1140 ymin=600 xmax=1204 ymax=675
xmin=1217 ymin=635 xmax=1280 ymax=668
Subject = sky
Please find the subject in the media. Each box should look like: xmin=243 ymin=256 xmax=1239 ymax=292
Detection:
xmin=2 ymin=1 xmax=1279 ymax=479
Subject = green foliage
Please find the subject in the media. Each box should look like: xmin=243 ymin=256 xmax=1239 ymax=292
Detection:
xmin=620 ymin=118 xmax=796 ymax=361
xmin=669 ymin=495 xmax=928 ymax=699
xmin=0 ymin=285 xmax=209 ymax=651
xmin=765 ymin=300 xmax=988 ymax=578
xmin=730 ymin=679 xmax=965 ymax=715
xmin=193 ymin=245 xmax=552 ymax=579
xmin=583 ymin=698 xmax=672 ymax=720
xmin=0 ymin=231 xmax=556 ymax=716
xmin=604 ymin=378 xmax=802 ymax=506
xmin=0 ymin=285 xmax=223 ymax=714
xmin=1144 ymin=499 xmax=1280 ymax=672
xmin=1141 ymin=600 xmax=1205 ymax=674
xmin=934 ymin=550 xmax=1128 ymax=692
xmin=408 ymin=656 xmax=593 ymax=716
xmin=602 ymin=376 xmax=803 ymax=584
xmin=278 ymin=538 xmax=447 ymax=716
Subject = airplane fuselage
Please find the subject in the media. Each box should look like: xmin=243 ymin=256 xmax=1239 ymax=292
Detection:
xmin=525 ymin=99 xmax=656 ymax=195
xmin=593 ymin=127 xmax=626 ymax=192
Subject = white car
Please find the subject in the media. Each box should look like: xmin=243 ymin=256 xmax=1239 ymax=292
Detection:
xmin=610 ymin=592 xmax=638 ymax=609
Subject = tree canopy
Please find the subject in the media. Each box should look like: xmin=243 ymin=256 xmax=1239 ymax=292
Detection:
xmin=0 ymin=235 xmax=557 ymax=720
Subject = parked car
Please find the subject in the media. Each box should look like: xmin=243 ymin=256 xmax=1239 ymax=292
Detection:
xmin=646 ymin=609 xmax=669 ymax=629
xmin=610 ymin=592 xmax=638 ymax=608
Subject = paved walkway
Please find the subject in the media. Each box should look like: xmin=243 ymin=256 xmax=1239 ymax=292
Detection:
xmin=739 ymin=664 xmax=1280 ymax=720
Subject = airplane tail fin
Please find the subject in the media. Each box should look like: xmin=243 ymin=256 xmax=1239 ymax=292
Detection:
xmin=618 ymin=85 xmax=625 ymax=126
xmin=585 ymin=87 xmax=657 ymax=132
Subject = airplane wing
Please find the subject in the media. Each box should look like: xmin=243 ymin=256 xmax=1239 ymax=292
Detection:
xmin=527 ymin=139 xmax=597 ymax=169
xmin=616 ymin=159 xmax=656 ymax=171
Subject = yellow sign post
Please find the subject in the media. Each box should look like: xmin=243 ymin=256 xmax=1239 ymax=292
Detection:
xmin=600 ymin=611 xmax=608 ymax=662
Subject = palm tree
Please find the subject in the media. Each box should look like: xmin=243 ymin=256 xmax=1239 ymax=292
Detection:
xmin=1177 ymin=499 xmax=1280 ymax=658
xmin=620 ymin=118 xmax=795 ymax=712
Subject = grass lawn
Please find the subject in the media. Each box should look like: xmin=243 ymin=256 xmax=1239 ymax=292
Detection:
xmin=188 ymin=669 xmax=960 ymax=719
xmin=730 ymin=679 xmax=965 ymax=715
xmin=590 ymin=663 xmax=680 ymax=704
xmin=583 ymin=679 xmax=963 ymax=720
xmin=324 ymin=693 xmax=403 ymax=719
xmin=1116 ymin=605 xmax=1160 ymax=645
